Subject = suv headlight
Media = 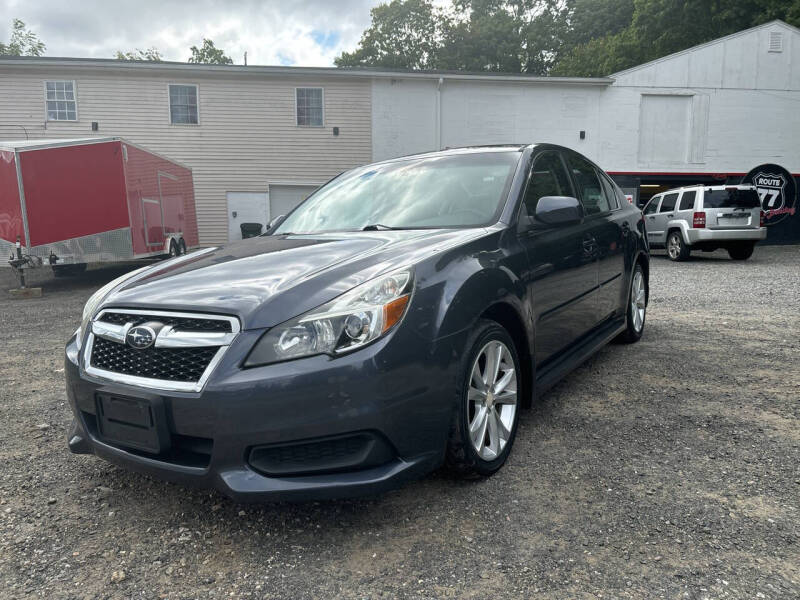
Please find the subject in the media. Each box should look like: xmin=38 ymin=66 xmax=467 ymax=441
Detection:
xmin=245 ymin=267 xmax=413 ymax=366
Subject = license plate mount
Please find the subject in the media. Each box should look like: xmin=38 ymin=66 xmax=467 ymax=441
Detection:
xmin=95 ymin=394 xmax=169 ymax=454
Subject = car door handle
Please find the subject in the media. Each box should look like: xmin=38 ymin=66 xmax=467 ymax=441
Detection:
xmin=666 ymin=213 xmax=674 ymax=217
xmin=647 ymin=216 xmax=655 ymax=220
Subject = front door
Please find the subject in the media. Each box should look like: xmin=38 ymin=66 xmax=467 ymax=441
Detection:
xmin=227 ymin=192 xmax=269 ymax=242
xmin=518 ymin=150 xmax=600 ymax=366
xmin=649 ymin=191 xmax=678 ymax=245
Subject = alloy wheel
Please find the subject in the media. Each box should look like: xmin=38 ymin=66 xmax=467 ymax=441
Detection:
xmin=467 ymin=340 xmax=518 ymax=461
xmin=667 ymin=234 xmax=680 ymax=260
xmin=631 ymin=270 xmax=646 ymax=332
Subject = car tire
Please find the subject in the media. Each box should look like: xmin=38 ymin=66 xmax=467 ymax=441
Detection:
xmin=666 ymin=231 xmax=690 ymax=261
xmin=616 ymin=262 xmax=647 ymax=344
xmin=178 ymin=238 xmax=187 ymax=255
xmin=168 ymin=239 xmax=178 ymax=258
xmin=445 ymin=319 xmax=521 ymax=478
xmin=728 ymin=243 xmax=754 ymax=261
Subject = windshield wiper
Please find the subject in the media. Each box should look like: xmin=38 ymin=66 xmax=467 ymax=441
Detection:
xmin=361 ymin=224 xmax=412 ymax=231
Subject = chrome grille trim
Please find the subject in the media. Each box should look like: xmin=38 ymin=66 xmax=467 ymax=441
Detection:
xmin=82 ymin=308 xmax=241 ymax=393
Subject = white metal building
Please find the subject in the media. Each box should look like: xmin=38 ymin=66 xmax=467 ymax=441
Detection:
xmin=1 ymin=20 xmax=798 ymax=244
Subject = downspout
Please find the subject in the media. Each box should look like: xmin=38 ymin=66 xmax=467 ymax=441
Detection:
xmin=435 ymin=77 xmax=444 ymax=150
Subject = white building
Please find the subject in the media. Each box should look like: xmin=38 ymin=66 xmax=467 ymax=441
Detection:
xmin=1 ymin=20 xmax=798 ymax=244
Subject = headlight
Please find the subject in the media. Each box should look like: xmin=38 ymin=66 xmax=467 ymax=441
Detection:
xmin=76 ymin=265 xmax=151 ymax=349
xmin=245 ymin=267 xmax=413 ymax=366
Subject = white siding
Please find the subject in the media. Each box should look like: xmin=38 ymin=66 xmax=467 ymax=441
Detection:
xmin=0 ymin=66 xmax=372 ymax=246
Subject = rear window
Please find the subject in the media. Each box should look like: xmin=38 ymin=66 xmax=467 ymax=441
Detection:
xmin=703 ymin=188 xmax=760 ymax=209
xmin=659 ymin=193 xmax=678 ymax=212
xmin=678 ymin=191 xmax=696 ymax=211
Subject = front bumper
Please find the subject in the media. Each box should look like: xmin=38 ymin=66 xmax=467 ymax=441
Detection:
xmin=64 ymin=326 xmax=460 ymax=502
xmin=685 ymin=227 xmax=767 ymax=244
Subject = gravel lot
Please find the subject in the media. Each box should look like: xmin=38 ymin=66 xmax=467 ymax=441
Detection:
xmin=1 ymin=246 xmax=798 ymax=599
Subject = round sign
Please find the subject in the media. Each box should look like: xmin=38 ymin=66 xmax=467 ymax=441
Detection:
xmin=742 ymin=164 xmax=797 ymax=226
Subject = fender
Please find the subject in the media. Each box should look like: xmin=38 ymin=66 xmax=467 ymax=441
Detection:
xmin=665 ymin=219 xmax=692 ymax=246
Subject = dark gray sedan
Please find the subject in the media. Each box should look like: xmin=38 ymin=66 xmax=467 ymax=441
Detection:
xmin=65 ymin=144 xmax=649 ymax=501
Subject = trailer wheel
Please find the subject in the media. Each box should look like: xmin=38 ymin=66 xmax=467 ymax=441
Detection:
xmin=168 ymin=239 xmax=179 ymax=258
xmin=178 ymin=238 xmax=187 ymax=255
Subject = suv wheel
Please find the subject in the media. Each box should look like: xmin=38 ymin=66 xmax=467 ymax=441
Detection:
xmin=728 ymin=243 xmax=754 ymax=261
xmin=617 ymin=263 xmax=647 ymax=343
xmin=445 ymin=320 xmax=521 ymax=478
xmin=666 ymin=231 xmax=690 ymax=261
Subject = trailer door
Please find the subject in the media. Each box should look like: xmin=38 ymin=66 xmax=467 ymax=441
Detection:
xmin=142 ymin=196 xmax=165 ymax=249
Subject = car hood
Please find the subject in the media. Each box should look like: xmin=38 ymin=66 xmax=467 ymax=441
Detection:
xmin=100 ymin=229 xmax=488 ymax=329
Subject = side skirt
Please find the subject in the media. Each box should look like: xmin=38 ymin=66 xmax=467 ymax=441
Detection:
xmin=534 ymin=316 xmax=627 ymax=397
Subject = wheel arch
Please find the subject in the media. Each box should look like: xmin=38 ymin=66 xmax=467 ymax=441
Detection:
xmin=479 ymin=301 xmax=534 ymax=409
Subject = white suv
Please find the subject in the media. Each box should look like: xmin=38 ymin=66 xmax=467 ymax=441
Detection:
xmin=642 ymin=184 xmax=766 ymax=261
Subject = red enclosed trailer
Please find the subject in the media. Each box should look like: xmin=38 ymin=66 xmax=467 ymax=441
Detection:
xmin=1 ymin=137 xmax=198 ymax=275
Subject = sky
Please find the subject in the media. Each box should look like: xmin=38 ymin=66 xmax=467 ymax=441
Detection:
xmin=0 ymin=0 xmax=410 ymax=66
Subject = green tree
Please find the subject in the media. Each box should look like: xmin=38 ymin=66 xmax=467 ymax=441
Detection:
xmin=188 ymin=38 xmax=233 ymax=64
xmin=0 ymin=18 xmax=46 ymax=56
xmin=553 ymin=0 xmax=800 ymax=76
xmin=115 ymin=47 xmax=163 ymax=61
xmin=335 ymin=0 xmax=444 ymax=69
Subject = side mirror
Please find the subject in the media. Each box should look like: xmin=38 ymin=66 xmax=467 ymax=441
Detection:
xmin=266 ymin=214 xmax=286 ymax=234
xmin=535 ymin=196 xmax=583 ymax=226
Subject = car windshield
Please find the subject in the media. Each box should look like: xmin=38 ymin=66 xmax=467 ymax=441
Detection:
xmin=274 ymin=151 xmax=520 ymax=234
xmin=703 ymin=188 xmax=761 ymax=209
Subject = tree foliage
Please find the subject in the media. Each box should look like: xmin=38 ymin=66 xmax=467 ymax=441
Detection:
xmin=336 ymin=0 xmax=443 ymax=69
xmin=115 ymin=47 xmax=163 ymax=61
xmin=337 ymin=0 xmax=800 ymax=77
xmin=188 ymin=38 xmax=233 ymax=64
xmin=0 ymin=18 xmax=46 ymax=56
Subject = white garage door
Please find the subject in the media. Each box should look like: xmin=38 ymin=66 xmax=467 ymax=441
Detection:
xmin=269 ymin=184 xmax=319 ymax=219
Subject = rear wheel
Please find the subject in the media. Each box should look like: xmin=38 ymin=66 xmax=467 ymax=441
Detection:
xmin=445 ymin=320 xmax=521 ymax=478
xmin=616 ymin=263 xmax=647 ymax=343
xmin=168 ymin=239 xmax=178 ymax=258
xmin=728 ymin=243 xmax=754 ymax=261
xmin=178 ymin=238 xmax=187 ymax=255
xmin=666 ymin=231 xmax=690 ymax=261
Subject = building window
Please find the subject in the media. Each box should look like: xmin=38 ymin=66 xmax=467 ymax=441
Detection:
xmin=296 ymin=87 xmax=323 ymax=127
xmin=45 ymin=81 xmax=77 ymax=121
xmin=169 ymin=84 xmax=199 ymax=124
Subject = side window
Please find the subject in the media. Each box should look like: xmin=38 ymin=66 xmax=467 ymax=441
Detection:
xmin=523 ymin=152 xmax=574 ymax=218
xmin=678 ymin=190 xmax=696 ymax=211
xmin=659 ymin=192 xmax=678 ymax=213
xmin=566 ymin=153 xmax=610 ymax=216
xmin=643 ymin=197 xmax=660 ymax=215
xmin=598 ymin=171 xmax=620 ymax=210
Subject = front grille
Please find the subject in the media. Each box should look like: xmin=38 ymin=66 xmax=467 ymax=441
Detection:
xmin=98 ymin=312 xmax=232 ymax=332
xmin=90 ymin=337 xmax=219 ymax=382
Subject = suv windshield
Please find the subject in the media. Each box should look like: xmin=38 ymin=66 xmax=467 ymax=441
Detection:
xmin=703 ymin=188 xmax=761 ymax=209
xmin=275 ymin=151 xmax=520 ymax=234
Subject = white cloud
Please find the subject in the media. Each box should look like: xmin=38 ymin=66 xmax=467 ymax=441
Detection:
xmin=0 ymin=0 xmax=383 ymax=65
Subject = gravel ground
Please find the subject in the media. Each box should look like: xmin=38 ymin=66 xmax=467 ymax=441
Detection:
xmin=1 ymin=246 xmax=798 ymax=600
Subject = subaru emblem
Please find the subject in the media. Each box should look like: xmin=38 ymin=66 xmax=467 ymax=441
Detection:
xmin=126 ymin=325 xmax=156 ymax=349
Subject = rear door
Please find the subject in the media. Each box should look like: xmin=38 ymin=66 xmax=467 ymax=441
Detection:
xmin=703 ymin=187 xmax=761 ymax=230
xmin=519 ymin=150 xmax=599 ymax=365
xmin=675 ymin=189 xmax=697 ymax=230
xmin=593 ymin=169 xmax=627 ymax=321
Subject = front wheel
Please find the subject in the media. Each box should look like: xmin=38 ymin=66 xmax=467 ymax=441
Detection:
xmin=728 ymin=243 xmax=754 ymax=261
xmin=666 ymin=231 xmax=690 ymax=261
xmin=445 ymin=320 xmax=521 ymax=478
